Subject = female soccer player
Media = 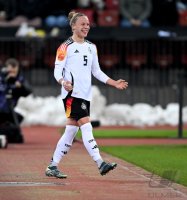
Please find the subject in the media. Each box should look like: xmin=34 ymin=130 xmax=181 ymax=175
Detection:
xmin=45 ymin=11 xmax=128 ymax=178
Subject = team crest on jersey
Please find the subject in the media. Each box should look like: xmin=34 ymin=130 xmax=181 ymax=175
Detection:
xmin=81 ymin=102 xmax=87 ymax=110
xmin=88 ymin=47 xmax=92 ymax=54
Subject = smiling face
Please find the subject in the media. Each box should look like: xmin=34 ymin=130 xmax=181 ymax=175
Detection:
xmin=72 ymin=16 xmax=90 ymax=39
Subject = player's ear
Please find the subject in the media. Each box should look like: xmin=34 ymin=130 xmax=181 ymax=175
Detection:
xmin=72 ymin=23 xmax=76 ymax=31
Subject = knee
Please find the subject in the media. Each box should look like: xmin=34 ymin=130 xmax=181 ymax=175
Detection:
xmin=80 ymin=123 xmax=93 ymax=133
xmin=65 ymin=125 xmax=79 ymax=135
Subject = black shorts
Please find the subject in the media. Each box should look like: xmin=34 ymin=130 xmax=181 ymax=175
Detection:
xmin=63 ymin=96 xmax=90 ymax=121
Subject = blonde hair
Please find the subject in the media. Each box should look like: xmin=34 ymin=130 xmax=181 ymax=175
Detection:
xmin=68 ymin=11 xmax=86 ymax=26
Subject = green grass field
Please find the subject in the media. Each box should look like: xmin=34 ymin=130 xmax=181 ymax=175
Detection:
xmin=62 ymin=128 xmax=187 ymax=186
xmin=75 ymin=129 xmax=187 ymax=138
xmin=100 ymin=145 xmax=187 ymax=187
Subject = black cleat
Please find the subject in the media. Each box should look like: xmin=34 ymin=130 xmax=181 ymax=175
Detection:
xmin=45 ymin=166 xmax=67 ymax=179
xmin=99 ymin=161 xmax=117 ymax=176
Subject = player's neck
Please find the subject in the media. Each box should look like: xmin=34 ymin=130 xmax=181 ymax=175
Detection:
xmin=72 ymin=35 xmax=84 ymax=44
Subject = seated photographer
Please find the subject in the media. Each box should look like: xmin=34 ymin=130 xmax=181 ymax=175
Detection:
xmin=0 ymin=58 xmax=32 ymax=125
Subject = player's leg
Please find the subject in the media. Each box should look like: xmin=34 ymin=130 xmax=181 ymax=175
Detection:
xmin=45 ymin=96 xmax=79 ymax=178
xmin=45 ymin=119 xmax=79 ymax=178
xmin=79 ymin=116 xmax=117 ymax=176
xmin=51 ymin=121 xmax=79 ymax=165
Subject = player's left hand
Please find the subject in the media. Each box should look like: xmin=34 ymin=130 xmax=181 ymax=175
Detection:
xmin=115 ymin=79 xmax=128 ymax=90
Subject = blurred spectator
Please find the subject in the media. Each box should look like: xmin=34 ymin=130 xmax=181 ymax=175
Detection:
xmin=0 ymin=0 xmax=7 ymax=24
xmin=150 ymin=0 xmax=179 ymax=26
xmin=0 ymin=0 xmax=77 ymax=27
xmin=78 ymin=0 xmax=105 ymax=10
xmin=177 ymin=0 xmax=187 ymax=12
xmin=5 ymin=0 xmax=51 ymax=20
xmin=0 ymin=0 xmax=42 ymax=26
xmin=45 ymin=15 xmax=69 ymax=28
xmin=44 ymin=0 xmax=77 ymax=27
xmin=0 ymin=58 xmax=32 ymax=125
xmin=120 ymin=0 xmax=152 ymax=27
xmin=0 ymin=0 xmax=6 ymax=20
xmin=177 ymin=0 xmax=187 ymax=26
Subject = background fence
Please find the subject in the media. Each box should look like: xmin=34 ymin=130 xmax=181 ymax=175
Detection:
xmin=0 ymin=35 xmax=187 ymax=107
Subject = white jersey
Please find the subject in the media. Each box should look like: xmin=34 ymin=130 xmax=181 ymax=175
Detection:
xmin=54 ymin=37 xmax=109 ymax=101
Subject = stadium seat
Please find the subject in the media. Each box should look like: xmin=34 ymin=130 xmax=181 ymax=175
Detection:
xmin=44 ymin=55 xmax=55 ymax=68
xmin=181 ymin=54 xmax=187 ymax=65
xmin=126 ymin=54 xmax=147 ymax=69
xmin=154 ymin=54 xmax=173 ymax=68
xmin=105 ymin=0 xmax=119 ymax=10
xmin=0 ymin=55 xmax=8 ymax=66
xmin=97 ymin=10 xmax=119 ymax=26
xmin=75 ymin=9 xmax=95 ymax=26
xmin=179 ymin=10 xmax=187 ymax=26
xmin=100 ymin=54 xmax=119 ymax=68
xmin=17 ymin=55 xmax=35 ymax=68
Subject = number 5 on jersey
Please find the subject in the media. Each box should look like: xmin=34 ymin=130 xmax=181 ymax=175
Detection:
xmin=83 ymin=55 xmax=88 ymax=66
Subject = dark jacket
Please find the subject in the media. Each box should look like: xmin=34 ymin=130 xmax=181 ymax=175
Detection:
xmin=120 ymin=0 xmax=152 ymax=21
xmin=0 ymin=71 xmax=32 ymax=112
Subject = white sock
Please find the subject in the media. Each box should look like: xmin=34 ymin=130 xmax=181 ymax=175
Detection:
xmin=51 ymin=125 xmax=79 ymax=166
xmin=96 ymin=159 xmax=103 ymax=168
xmin=80 ymin=123 xmax=103 ymax=164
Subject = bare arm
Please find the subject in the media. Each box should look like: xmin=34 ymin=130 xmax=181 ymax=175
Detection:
xmin=92 ymin=45 xmax=128 ymax=90
xmin=120 ymin=0 xmax=133 ymax=20
xmin=139 ymin=0 xmax=152 ymax=21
